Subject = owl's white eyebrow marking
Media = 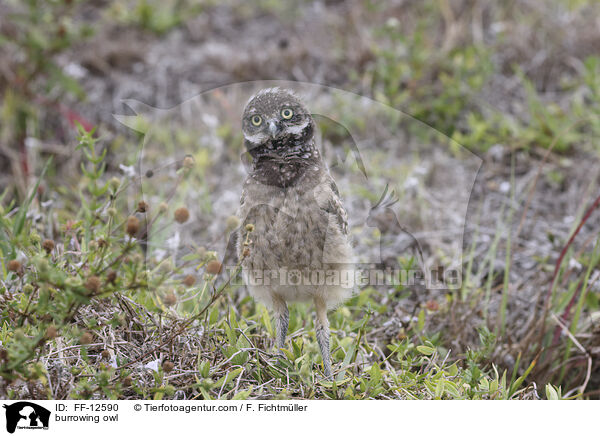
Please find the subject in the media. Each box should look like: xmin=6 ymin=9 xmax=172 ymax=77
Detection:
xmin=244 ymin=131 xmax=267 ymax=144
xmin=286 ymin=119 xmax=309 ymax=135
xmin=247 ymin=107 xmax=258 ymax=114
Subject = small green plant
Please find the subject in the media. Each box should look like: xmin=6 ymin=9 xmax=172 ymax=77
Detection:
xmin=0 ymin=126 xmax=544 ymax=398
xmin=0 ymin=0 xmax=92 ymax=197
xmin=107 ymin=0 xmax=203 ymax=35
xmin=0 ymin=126 xmax=233 ymax=398
xmin=365 ymin=13 xmax=493 ymax=143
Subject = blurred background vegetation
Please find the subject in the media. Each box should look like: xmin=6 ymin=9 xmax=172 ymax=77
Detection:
xmin=1 ymin=0 xmax=600 ymax=399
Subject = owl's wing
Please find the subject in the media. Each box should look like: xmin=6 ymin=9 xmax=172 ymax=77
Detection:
xmin=322 ymin=175 xmax=348 ymax=236
xmin=230 ymin=183 xmax=249 ymax=264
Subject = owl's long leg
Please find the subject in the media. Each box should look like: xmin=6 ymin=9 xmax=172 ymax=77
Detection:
xmin=272 ymin=294 xmax=289 ymax=353
xmin=314 ymin=297 xmax=332 ymax=378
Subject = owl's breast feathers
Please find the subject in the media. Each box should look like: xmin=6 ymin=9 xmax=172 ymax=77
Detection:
xmin=237 ymin=166 xmax=350 ymax=269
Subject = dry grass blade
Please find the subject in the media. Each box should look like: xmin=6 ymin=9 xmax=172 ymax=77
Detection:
xmin=551 ymin=314 xmax=592 ymax=396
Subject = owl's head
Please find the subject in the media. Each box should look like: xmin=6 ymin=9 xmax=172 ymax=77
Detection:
xmin=242 ymin=88 xmax=314 ymax=151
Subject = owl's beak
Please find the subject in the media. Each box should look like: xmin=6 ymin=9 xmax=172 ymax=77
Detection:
xmin=268 ymin=120 xmax=281 ymax=138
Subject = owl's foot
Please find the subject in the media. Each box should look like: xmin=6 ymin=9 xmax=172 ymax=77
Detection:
xmin=273 ymin=295 xmax=289 ymax=355
xmin=314 ymin=297 xmax=332 ymax=379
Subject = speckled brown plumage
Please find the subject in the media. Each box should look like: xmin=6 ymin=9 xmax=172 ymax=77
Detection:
xmin=236 ymin=88 xmax=354 ymax=378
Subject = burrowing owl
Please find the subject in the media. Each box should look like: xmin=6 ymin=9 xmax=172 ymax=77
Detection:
xmin=237 ymin=88 xmax=354 ymax=378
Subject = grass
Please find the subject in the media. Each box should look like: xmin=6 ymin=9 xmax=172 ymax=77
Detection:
xmin=0 ymin=126 xmax=578 ymax=400
xmin=1 ymin=0 xmax=600 ymax=400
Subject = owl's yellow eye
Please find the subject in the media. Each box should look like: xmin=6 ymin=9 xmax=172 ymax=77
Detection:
xmin=281 ymin=108 xmax=293 ymax=119
xmin=251 ymin=115 xmax=262 ymax=126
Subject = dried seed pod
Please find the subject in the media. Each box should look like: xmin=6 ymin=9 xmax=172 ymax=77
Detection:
xmin=85 ymin=276 xmax=101 ymax=293
xmin=182 ymin=274 xmax=196 ymax=287
xmin=174 ymin=207 xmax=190 ymax=224
xmin=163 ymin=290 xmax=177 ymax=306
xmin=45 ymin=325 xmax=58 ymax=339
xmin=137 ymin=201 xmax=149 ymax=213
xmin=7 ymin=259 xmax=21 ymax=272
xmin=42 ymin=239 xmax=55 ymax=253
xmin=126 ymin=216 xmax=140 ymax=236
xmin=80 ymin=332 xmax=93 ymax=345
xmin=106 ymin=270 xmax=117 ymax=284
xmin=205 ymin=260 xmax=222 ymax=275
